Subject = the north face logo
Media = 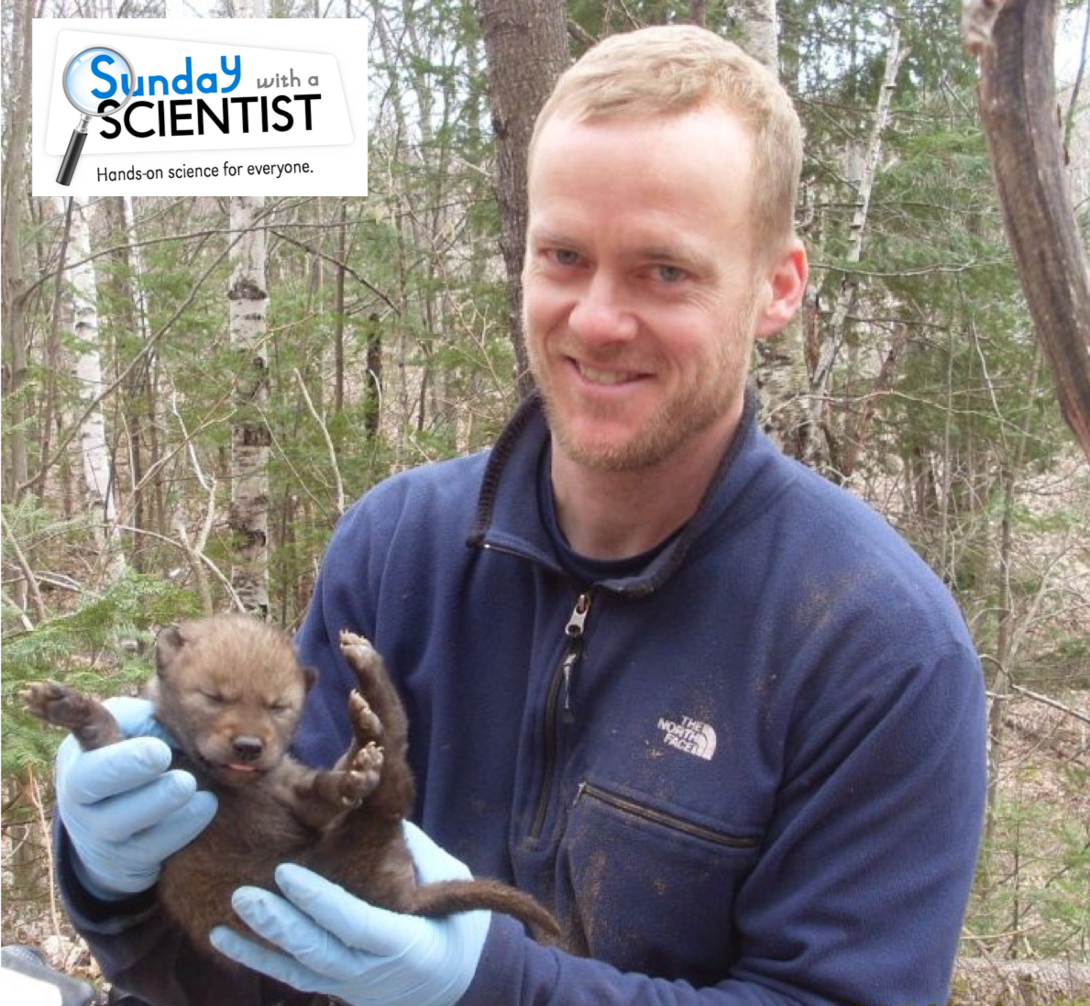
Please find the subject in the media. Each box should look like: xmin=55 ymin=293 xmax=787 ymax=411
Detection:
xmin=658 ymin=715 xmax=717 ymax=760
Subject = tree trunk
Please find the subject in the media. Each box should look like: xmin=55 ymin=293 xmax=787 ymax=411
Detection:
xmin=99 ymin=196 xmax=158 ymax=567
xmin=739 ymin=0 xmax=811 ymax=459
xmin=228 ymin=195 xmax=271 ymax=617
xmin=966 ymin=0 xmax=1090 ymax=463
xmin=33 ymin=199 xmax=75 ymax=505
xmin=2 ymin=0 xmax=33 ymax=510
xmin=475 ymin=0 xmax=569 ymax=397
xmin=224 ymin=0 xmax=270 ymax=616
xmin=122 ymin=195 xmax=165 ymax=545
xmin=806 ymin=23 xmax=907 ymax=467
xmin=1 ymin=0 xmax=33 ymax=620
xmin=70 ymin=196 xmax=127 ymax=583
xmin=364 ymin=312 xmax=382 ymax=440
xmin=333 ymin=197 xmax=347 ymax=415
xmin=733 ymin=0 xmax=778 ymax=72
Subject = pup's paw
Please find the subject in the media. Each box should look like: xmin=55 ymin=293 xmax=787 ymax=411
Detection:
xmin=342 ymin=742 xmax=384 ymax=803
xmin=23 ymin=681 xmax=95 ymax=731
xmin=348 ymin=689 xmax=384 ymax=744
xmin=339 ymin=630 xmax=382 ymax=675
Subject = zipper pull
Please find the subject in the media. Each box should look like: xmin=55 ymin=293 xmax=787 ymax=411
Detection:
xmin=561 ymin=593 xmax=591 ymax=724
xmin=565 ymin=593 xmax=591 ymax=639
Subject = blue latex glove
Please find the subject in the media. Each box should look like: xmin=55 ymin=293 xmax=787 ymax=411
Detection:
xmin=210 ymin=822 xmax=490 ymax=1006
xmin=56 ymin=697 xmax=218 ymax=900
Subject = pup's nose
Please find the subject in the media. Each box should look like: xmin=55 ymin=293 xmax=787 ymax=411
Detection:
xmin=232 ymin=736 xmax=264 ymax=761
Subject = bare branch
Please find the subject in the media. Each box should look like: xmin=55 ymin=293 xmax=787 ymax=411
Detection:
xmin=293 ymin=369 xmax=346 ymax=517
xmin=1009 ymin=682 xmax=1090 ymax=729
xmin=1 ymin=511 xmax=47 ymax=625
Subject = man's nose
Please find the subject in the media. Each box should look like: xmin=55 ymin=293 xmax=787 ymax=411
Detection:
xmin=568 ymin=271 xmax=638 ymax=344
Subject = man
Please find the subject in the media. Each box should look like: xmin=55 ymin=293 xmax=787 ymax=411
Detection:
xmin=53 ymin=25 xmax=986 ymax=1006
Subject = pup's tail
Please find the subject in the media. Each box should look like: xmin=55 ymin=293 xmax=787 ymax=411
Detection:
xmin=412 ymin=878 xmax=561 ymax=942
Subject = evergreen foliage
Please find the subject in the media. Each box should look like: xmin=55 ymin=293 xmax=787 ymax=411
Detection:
xmin=1 ymin=561 xmax=202 ymax=776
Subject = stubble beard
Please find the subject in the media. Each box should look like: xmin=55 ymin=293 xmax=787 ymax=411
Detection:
xmin=526 ymin=302 xmax=758 ymax=474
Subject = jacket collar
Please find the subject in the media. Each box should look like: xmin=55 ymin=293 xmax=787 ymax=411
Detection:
xmin=466 ymin=387 xmax=788 ymax=597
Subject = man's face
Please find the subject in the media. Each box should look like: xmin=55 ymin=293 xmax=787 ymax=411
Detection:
xmin=523 ymin=108 xmax=768 ymax=472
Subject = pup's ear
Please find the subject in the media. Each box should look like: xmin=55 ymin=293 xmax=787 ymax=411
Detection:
xmin=155 ymin=623 xmax=188 ymax=678
xmin=301 ymin=666 xmax=319 ymax=692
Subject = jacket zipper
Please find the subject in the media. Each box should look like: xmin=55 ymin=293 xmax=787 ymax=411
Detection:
xmin=575 ymin=781 xmax=760 ymax=850
xmin=529 ymin=592 xmax=592 ymax=840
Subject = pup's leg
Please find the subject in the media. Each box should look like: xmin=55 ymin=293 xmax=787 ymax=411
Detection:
xmin=338 ymin=632 xmax=408 ymax=751
xmin=327 ymin=688 xmax=385 ymax=772
xmin=337 ymin=631 xmax=414 ymax=822
xmin=278 ymin=695 xmax=387 ymax=831
xmin=302 ymin=633 xmax=418 ymax=905
xmin=23 ymin=682 xmax=124 ymax=751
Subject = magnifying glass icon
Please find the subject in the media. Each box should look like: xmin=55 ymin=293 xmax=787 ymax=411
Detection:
xmin=57 ymin=45 xmax=136 ymax=186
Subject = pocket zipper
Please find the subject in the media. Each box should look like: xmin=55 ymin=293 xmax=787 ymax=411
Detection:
xmin=575 ymin=781 xmax=759 ymax=850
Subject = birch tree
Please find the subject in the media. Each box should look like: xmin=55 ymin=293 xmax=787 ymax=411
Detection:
xmin=70 ymin=196 xmax=126 ymax=583
xmin=805 ymin=20 xmax=907 ymax=467
xmin=227 ymin=200 xmax=270 ymax=616
xmin=733 ymin=0 xmax=778 ymax=72
xmin=730 ymin=0 xmax=811 ymax=457
xmin=140 ymin=0 xmax=251 ymax=603
xmin=224 ymin=0 xmax=270 ymax=616
xmin=120 ymin=195 xmax=163 ymax=543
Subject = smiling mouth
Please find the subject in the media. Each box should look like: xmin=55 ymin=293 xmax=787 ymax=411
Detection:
xmin=573 ymin=360 xmax=648 ymax=385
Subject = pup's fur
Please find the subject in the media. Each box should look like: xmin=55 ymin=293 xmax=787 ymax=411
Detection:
xmin=26 ymin=614 xmax=558 ymax=952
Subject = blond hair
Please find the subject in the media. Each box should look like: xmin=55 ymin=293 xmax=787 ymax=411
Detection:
xmin=529 ymin=25 xmax=803 ymax=252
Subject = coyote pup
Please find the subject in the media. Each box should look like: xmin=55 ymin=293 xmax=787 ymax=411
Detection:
xmin=26 ymin=614 xmax=558 ymax=953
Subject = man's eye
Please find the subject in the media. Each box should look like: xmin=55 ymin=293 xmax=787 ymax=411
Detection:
xmin=200 ymin=690 xmax=226 ymax=705
xmin=653 ymin=264 xmax=686 ymax=283
xmin=551 ymin=248 xmax=582 ymax=267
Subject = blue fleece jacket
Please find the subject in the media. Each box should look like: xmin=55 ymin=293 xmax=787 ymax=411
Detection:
xmin=61 ymin=392 xmax=986 ymax=1006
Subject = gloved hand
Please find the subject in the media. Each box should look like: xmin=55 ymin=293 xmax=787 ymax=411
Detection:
xmin=210 ymin=822 xmax=491 ymax=1006
xmin=56 ymin=697 xmax=217 ymax=900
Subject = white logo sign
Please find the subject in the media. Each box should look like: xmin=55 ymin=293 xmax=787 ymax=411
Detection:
xmin=32 ymin=18 xmax=367 ymax=196
xmin=658 ymin=715 xmax=717 ymax=761
xmin=44 ymin=29 xmax=352 ymax=158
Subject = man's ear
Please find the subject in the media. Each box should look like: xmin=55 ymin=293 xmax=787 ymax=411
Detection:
xmin=754 ymin=238 xmax=808 ymax=340
xmin=155 ymin=623 xmax=187 ymax=679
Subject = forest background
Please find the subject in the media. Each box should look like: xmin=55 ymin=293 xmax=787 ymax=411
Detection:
xmin=2 ymin=0 xmax=1089 ymax=1000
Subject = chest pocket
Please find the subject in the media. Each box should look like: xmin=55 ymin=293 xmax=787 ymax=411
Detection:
xmin=556 ymin=778 xmax=761 ymax=985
